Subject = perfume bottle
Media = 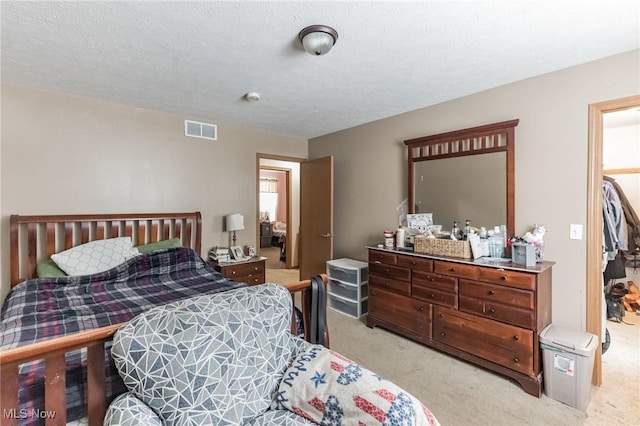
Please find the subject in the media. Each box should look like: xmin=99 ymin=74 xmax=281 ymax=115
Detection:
xmin=451 ymin=221 xmax=460 ymax=240
xmin=463 ymin=220 xmax=471 ymax=240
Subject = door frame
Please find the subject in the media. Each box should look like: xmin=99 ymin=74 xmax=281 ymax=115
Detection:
xmin=256 ymin=154 xmax=305 ymax=269
xmin=586 ymin=94 xmax=640 ymax=385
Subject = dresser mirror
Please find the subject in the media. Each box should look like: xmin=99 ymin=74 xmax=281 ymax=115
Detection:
xmin=405 ymin=120 xmax=518 ymax=239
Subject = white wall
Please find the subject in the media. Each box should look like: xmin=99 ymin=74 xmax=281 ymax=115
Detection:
xmin=309 ymin=49 xmax=640 ymax=331
xmin=0 ymin=84 xmax=307 ymax=301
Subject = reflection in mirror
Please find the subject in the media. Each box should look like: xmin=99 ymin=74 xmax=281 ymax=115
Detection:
xmin=405 ymin=119 xmax=518 ymax=240
xmin=414 ymin=153 xmax=506 ymax=230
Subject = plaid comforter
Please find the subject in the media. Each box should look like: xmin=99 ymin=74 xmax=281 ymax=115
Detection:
xmin=0 ymin=247 xmax=245 ymax=425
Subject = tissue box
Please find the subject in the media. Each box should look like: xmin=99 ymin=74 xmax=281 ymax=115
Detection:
xmin=511 ymin=243 xmax=536 ymax=266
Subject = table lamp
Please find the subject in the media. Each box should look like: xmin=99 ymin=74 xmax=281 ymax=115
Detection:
xmin=225 ymin=213 xmax=245 ymax=246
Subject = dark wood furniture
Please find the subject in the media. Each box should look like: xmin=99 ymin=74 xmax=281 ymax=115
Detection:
xmin=211 ymin=256 xmax=267 ymax=285
xmin=2 ymin=212 xmax=327 ymax=426
xmin=405 ymin=119 xmax=518 ymax=245
xmin=260 ymin=222 xmax=272 ymax=247
xmin=367 ymin=247 xmax=553 ymax=397
xmin=9 ymin=212 xmax=202 ymax=286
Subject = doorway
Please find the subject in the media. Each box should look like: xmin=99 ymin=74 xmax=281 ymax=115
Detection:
xmin=586 ymin=95 xmax=640 ymax=385
xmin=256 ymin=154 xmax=304 ymax=282
xmin=258 ymin=168 xmax=289 ymax=269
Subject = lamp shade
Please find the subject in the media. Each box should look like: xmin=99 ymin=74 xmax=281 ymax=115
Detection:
xmin=225 ymin=213 xmax=245 ymax=232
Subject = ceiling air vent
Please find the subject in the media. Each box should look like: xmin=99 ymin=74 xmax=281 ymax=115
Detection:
xmin=184 ymin=120 xmax=217 ymax=140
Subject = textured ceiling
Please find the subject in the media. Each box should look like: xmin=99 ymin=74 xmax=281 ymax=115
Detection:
xmin=2 ymin=1 xmax=639 ymax=139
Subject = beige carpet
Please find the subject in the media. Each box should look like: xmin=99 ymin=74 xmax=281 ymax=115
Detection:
xmin=267 ymin=268 xmax=640 ymax=425
xmin=261 ymin=246 xmax=285 ymax=269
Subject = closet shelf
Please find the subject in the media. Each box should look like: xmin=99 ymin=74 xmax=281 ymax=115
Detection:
xmin=603 ymin=167 xmax=640 ymax=175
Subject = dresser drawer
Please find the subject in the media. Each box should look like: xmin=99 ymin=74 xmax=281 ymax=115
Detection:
xmin=370 ymin=275 xmax=411 ymax=296
xmin=412 ymin=271 xmax=458 ymax=308
xmin=435 ymin=260 xmax=537 ymax=291
xmin=433 ymin=306 xmax=534 ymax=376
xmin=477 ymin=268 xmax=536 ymax=291
xmin=222 ymin=261 xmax=265 ymax=285
xmin=397 ymin=255 xmax=433 ymax=272
xmin=369 ymin=250 xmax=398 ymax=265
xmin=459 ymin=279 xmax=534 ymax=329
xmin=234 ymin=272 xmax=265 ymax=286
xmin=369 ymin=262 xmax=410 ymax=282
xmin=369 ymin=288 xmax=431 ymax=337
xmin=434 ymin=260 xmax=480 ymax=280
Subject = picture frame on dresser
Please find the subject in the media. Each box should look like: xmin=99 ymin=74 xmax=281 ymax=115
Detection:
xmin=230 ymin=245 xmax=245 ymax=260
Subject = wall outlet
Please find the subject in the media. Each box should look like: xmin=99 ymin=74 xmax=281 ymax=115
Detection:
xmin=570 ymin=224 xmax=583 ymax=240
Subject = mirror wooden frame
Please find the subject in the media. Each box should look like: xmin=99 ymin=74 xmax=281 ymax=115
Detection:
xmin=404 ymin=119 xmax=519 ymax=240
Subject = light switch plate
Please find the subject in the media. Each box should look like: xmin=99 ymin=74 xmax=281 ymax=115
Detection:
xmin=570 ymin=224 xmax=583 ymax=240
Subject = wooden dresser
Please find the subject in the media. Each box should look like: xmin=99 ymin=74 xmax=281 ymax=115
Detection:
xmin=367 ymin=247 xmax=553 ymax=396
xmin=211 ymin=257 xmax=266 ymax=285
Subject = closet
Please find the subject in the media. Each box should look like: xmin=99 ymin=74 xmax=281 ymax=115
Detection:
xmin=601 ymin=108 xmax=639 ymax=356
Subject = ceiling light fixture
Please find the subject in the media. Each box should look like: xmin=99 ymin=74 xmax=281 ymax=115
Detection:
xmin=298 ymin=25 xmax=338 ymax=56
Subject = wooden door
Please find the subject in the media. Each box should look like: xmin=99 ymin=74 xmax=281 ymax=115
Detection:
xmin=300 ymin=156 xmax=334 ymax=279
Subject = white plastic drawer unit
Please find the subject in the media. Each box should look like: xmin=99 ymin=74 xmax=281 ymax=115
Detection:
xmin=326 ymin=258 xmax=368 ymax=285
xmin=326 ymin=258 xmax=369 ymax=318
xmin=328 ymin=294 xmax=369 ymax=319
xmin=328 ymin=279 xmax=369 ymax=301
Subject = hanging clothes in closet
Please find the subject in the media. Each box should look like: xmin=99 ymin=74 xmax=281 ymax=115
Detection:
xmin=604 ymin=175 xmax=640 ymax=254
xmin=603 ymin=175 xmax=640 ymax=281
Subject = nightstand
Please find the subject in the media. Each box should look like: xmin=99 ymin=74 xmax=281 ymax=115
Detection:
xmin=210 ymin=257 xmax=267 ymax=285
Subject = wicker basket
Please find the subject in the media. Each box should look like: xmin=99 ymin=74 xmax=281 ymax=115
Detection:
xmin=414 ymin=235 xmax=472 ymax=258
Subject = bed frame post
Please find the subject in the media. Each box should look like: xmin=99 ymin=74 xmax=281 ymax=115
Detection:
xmin=10 ymin=215 xmax=20 ymax=286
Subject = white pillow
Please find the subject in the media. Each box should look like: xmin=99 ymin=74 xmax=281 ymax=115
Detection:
xmin=51 ymin=237 xmax=139 ymax=276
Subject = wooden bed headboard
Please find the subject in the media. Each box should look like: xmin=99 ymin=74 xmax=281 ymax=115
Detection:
xmin=9 ymin=212 xmax=202 ymax=287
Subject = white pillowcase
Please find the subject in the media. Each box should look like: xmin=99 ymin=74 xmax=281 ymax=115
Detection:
xmin=51 ymin=237 xmax=140 ymax=276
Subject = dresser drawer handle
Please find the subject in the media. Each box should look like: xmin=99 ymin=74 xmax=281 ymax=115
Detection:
xmin=513 ymin=335 xmax=520 ymax=341
xmin=489 ymin=308 xmax=496 ymax=314
xmin=500 ymin=276 xmax=508 ymax=281
xmin=439 ymin=313 xmax=444 ymax=318
xmin=429 ymin=277 xmax=436 ymax=282
xmin=232 ymin=271 xmax=236 ymax=275
xmin=449 ymin=267 xmax=456 ymax=272
xmin=440 ymin=332 xmax=446 ymax=336
xmin=384 ymin=283 xmax=390 ymax=288
xmin=419 ymin=306 xmax=425 ymax=311
xmin=429 ymin=294 xmax=436 ymax=299
xmin=385 ymin=268 xmax=390 ymax=273
xmin=254 ymin=267 xmax=259 ymax=271
xmin=513 ymin=357 xmax=520 ymax=363
xmin=488 ymin=290 xmax=495 ymax=295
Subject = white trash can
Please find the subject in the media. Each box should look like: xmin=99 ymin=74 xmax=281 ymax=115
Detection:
xmin=539 ymin=324 xmax=598 ymax=411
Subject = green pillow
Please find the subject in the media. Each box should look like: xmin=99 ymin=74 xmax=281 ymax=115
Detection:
xmin=37 ymin=260 xmax=68 ymax=278
xmin=136 ymin=237 xmax=182 ymax=254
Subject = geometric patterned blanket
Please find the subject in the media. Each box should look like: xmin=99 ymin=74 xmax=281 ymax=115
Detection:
xmin=106 ymin=284 xmax=302 ymax=425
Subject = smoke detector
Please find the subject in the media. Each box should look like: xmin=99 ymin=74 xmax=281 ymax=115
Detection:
xmin=245 ymin=92 xmax=260 ymax=102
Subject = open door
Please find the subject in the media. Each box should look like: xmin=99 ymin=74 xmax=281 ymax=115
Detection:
xmin=300 ymin=156 xmax=334 ymax=279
